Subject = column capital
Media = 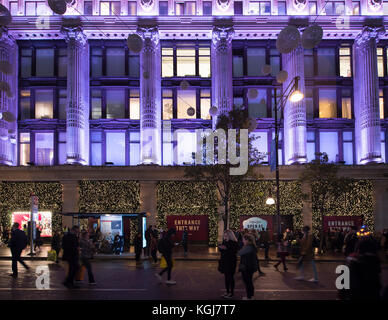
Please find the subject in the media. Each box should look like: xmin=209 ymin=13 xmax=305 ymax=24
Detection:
xmin=0 ymin=27 xmax=16 ymax=48
xmin=137 ymin=26 xmax=159 ymax=51
xmin=61 ymin=26 xmax=88 ymax=47
xmin=354 ymin=26 xmax=385 ymax=47
xmin=212 ymin=26 xmax=234 ymax=50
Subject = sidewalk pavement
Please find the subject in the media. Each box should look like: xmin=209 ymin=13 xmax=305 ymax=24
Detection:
xmin=0 ymin=243 xmax=363 ymax=263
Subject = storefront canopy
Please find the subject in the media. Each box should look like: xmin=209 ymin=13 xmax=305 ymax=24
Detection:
xmin=59 ymin=212 xmax=147 ymax=219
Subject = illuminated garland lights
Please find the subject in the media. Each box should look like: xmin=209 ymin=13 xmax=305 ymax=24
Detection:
xmin=311 ymin=180 xmax=374 ymax=236
xmin=0 ymin=182 xmax=62 ymax=232
xmin=229 ymin=181 xmax=304 ymax=231
xmin=78 ymin=180 xmax=140 ymax=243
xmin=156 ymin=181 xmax=218 ymax=246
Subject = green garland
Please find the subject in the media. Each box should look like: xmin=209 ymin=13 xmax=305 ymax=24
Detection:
xmin=0 ymin=182 xmax=62 ymax=232
xmin=230 ymin=181 xmax=304 ymax=231
xmin=156 ymin=181 xmax=218 ymax=246
xmin=311 ymin=180 xmax=374 ymax=235
xmin=78 ymin=180 xmax=140 ymax=243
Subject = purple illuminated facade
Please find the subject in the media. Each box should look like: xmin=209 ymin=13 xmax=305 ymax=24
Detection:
xmin=0 ymin=0 xmax=388 ymax=233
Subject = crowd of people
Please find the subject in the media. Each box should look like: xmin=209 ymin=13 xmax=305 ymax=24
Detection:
xmin=3 ymin=221 xmax=388 ymax=300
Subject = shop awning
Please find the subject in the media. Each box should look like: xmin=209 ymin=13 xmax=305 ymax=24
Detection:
xmin=59 ymin=212 xmax=147 ymax=219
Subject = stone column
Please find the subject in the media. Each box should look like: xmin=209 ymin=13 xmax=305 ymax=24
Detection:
xmin=139 ymin=181 xmax=157 ymax=227
xmin=61 ymin=180 xmax=80 ymax=229
xmin=373 ymin=180 xmax=388 ymax=232
xmin=62 ymin=27 xmax=90 ymax=165
xmin=139 ymin=27 xmax=161 ymax=165
xmin=0 ymin=28 xmax=18 ymax=166
xmin=282 ymin=45 xmax=307 ymax=165
xmin=211 ymin=26 xmax=234 ymax=127
xmin=353 ymin=26 xmax=385 ymax=164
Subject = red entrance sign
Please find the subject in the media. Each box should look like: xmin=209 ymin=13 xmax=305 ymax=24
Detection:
xmin=166 ymin=215 xmax=209 ymax=242
xmin=323 ymin=216 xmax=363 ymax=232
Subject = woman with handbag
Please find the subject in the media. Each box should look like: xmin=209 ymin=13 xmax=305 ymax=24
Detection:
xmin=218 ymin=230 xmax=239 ymax=299
xmin=274 ymin=233 xmax=289 ymax=271
xmin=238 ymin=234 xmax=258 ymax=300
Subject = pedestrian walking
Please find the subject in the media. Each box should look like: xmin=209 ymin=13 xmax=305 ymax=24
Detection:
xmin=344 ymin=226 xmax=359 ymax=256
xmin=250 ymin=229 xmax=265 ymax=276
xmin=295 ymin=226 xmax=319 ymax=283
xmin=62 ymin=225 xmax=80 ymax=289
xmin=79 ymin=231 xmax=96 ymax=285
xmin=145 ymin=225 xmax=153 ymax=257
xmin=182 ymin=227 xmax=188 ymax=257
xmin=155 ymin=228 xmax=177 ymax=285
xmin=218 ymin=230 xmax=239 ymax=299
xmin=150 ymin=232 xmax=158 ymax=264
xmin=238 ymin=234 xmax=259 ymax=300
xmin=9 ymin=222 xmax=29 ymax=278
xmin=34 ymin=226 xmax=42 ymax=252
xmin=51 ymin=230 xmax=61 ymax=263
xmin=259 ymin=228 xmax=270 ymax=260
xmin=274 ymin=234 xmax=289 ymax=271
xmin=134 ymin=233 xmax=143 ymax=263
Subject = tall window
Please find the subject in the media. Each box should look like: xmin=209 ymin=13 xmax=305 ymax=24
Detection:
xmin=319 ymin=89 xmax=337 ymax=118
xmin=317 ymin=48 xmax=336 ymax=76
xmin=36 ymin=48 xmax=54 ymax=77
xmin=248 ymin=88 xmax=267 ymax=118
xmin=175 ymin=1 xmax=196 ymax=15
xmin=339 ymin=47 xmax=351 ymax=77
xmin=35 ymin=90 xmax=54 ymax=119
xmin=162 ymin=89 xmax=173 ymax=120
xmin=58 ymin=89 xmax=67 ymax=120
xmin=342 ymin=89 xmax=352 ymax=119
xmin=233 ymin=50 xmax=244 ymax=77
xmin=278 ymin=1 xmax=287 ymax=15
xmin=177 ymin=89 xmax=196 ymax=119
xmin=343 ymin=131 xmax=353 ymax=164
xmin=162 ymin=48 xmax=174 ymax=77
xmin=58 ymin=132 xmax=66 ymax=165
xmin=269 ymin=49 xmax=280 ymax=76
xmin=91 ymin=90 xmax=102 ymax=119
xmin=248 ymin=1 xmax=271 ymax=15
xmin=25 ymin=1 xmax=47 ymax=16
xmin=129 ymin=89 xmax=140 ymax=119
xmin=380 ymin=89 xmax=385 ymax=119
xmin=200 ymin=89 xmax=211 ymax=120
xmin=309 ymin=1 xmax=317 ymax=14
xmin=19 ymin=133 xmax=30 ymax=166
xmin=320 ymin=131 xmax=339 ymax=162
xmin=106 ymin=132 xmax=126 ymax=165
xmin=177 ymin=48 xmax=196 ymax=77
xmin=325 ymin=1 xmax=345 ymax=15
xmin=129 ymin=132 xmax=140 ymax=165
xmin=9 ymin=1 xmax=18 ymax=15
xmin=304 ymin=49 xmax=314 ymax=77
xmin=91 ymin=132 xmax=102 ymax=165
xmin=247 ymin=48 xmax=266 ymax=76
xmin=377 ymin=48 xmax=384 ymax=77
xmin=35 ymin=132 xmax=54 ymax=166
xmin=352 ymin=1 xmax=360 ymax=15
xmin=306 ymin=131 xmax=316 ymax=162
xmin=106 ymin=48 xmax=125 ymax=77
xmin=100 ymin=1 xmax=121 ymax=15
xmin=20 ymin=90 xmax=31 ymax=120
xmin=128 ymin=1 xmax=137 ymax=15
xmin=106 ymin=89 xmax=125 ymax=119
xmin=305 ymin=88 xmax=314 ymax=119
xmin=382 ymin=130 xmax=386 ymax=163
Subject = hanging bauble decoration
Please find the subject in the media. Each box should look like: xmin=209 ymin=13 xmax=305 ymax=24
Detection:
xmin=0 ymin=61 xmax=13 ymax=75
xmin=247 ymin=88 xmax=258 ymax=100
xmin=276 ymin=26 xmax=301 ymax=54
xmin=209 ymin=106 xmax=218 ymax=116
xmin=180 ymin=80 xmax=190 ymax=90
xmin=261 ymin=64 xmax=272 ymax=76
xmin=302 ymin=25 xmax=323 ymax=50
xmin=0 ymin=4 xmax=12 ymax=26
xmin=48 ymin=0 xmax=67 ymax=15
xmin=127 ymin=33 xmax=144 ymax=53
xmin=276 ymin=70 xmax=288 ymax=84
xmin=187 ymin=107 xmax=195 ymax=117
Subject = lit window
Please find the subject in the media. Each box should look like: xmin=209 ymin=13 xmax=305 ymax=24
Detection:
xmin=106 ymin=132 xmax=126 ymax=165
xmin=250 ymin=132 xmax=268 ymax=163
xmin=162 ymin=48 xmax=174 ymax=77
xmin=383 ymin=2 xmax=388 ymax=15
xmin=278 ymin=1 xmax=286 ymax=15
xmin=19 ymin=133 xmax=30 ymax=166
xmin=377 ymin=48 xmax=384 ymax=77
xmin=58 ymin=89 xmax=67 ymax=120
xmin=200 ymin=89 xmax=211 ymax=120
xmin=58 ymin=132 xmax=66 ymax=165
xmin=247 ymin=48 xmax=266 ymax=76
xmin=317 ymin=48 xmax=336 ymax=76
xmin=106 ymin=89 xmax=125 ymax=119
xmin=36 ymin=48 xmax=54 ymax=77
xmin=177 ymin=89 xmax=196 ymax=119
xmin=352 ymin=1 xmax=360 ymax=15
xmin=106 ymin=48 xmax=125 ymax=77
xmin=163 ymin=128 xmax=174 ymax=165
xmin=341 ymin=89 xmax=352 ymax=119
xmin=339 ymin=47 xmax=351 ymax=77
xmin=175 ymin=1 xmax=196 ymax=15
xmin=199 ymin=47 xmax=211 ymax=78
xmin=162 ymin=89 xmax=173 ymax=120
xmin=176 ymin=131 xmax=196 ymax=164
xmin=20 ymin=90 xmax=31 ymax=120
xmin=319 ymin=89 xmax=337 ymax=118
xmin=325 ymin=1 xmax=345 ymax=15
xmin=35 ymin=90 xmax=53 ymax=119
xmin=128 ymin=1 xmax=137 ymax=15
xmin=35 ymin=132 xmax=54 ymax=166
xmin=129 ymin=89 xmax=140 ymax=119
xmin=319 ymin=131 xmax=338 ymax=162
xmin=91 ymin=90 xmax=102 ymax=119
xmin=381 ymin=130 xmax=386 ymax=163
xmin=248 ymin=88 xmax=267 ymax=118
xmin=380 ymin=89 xmax=384 ymax=120
xmin=100 ymin=1 xmax=121 ymax=15
xmin=307 ymin=131 xmax=315 ymax=162
xmin=9 ymin=2 xmax=18 ymax=15
xmin=343 ymin=131 xmax=353 ymax=164
xmin=309 ymin=1 xmax=317 ymax=15
xmin=129 ymin=132 xmax=140 ymax=165
xmin=248 ymin=1 xmax=271 ymax=15
xmin=91 ymin=131 xmax=102 ymax=165
xmin=177 ymin=48 xmax=196 ymax=77
xmin=25 ymin=2 xmax=37 ymax=15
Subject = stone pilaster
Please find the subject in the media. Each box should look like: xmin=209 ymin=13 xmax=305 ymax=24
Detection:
xmin=139 ymin=27 xmax=161 ymax=165
xmin=0 ymin=28 xmax=18 ymax=166
xmin=61 ymin=180 xmax=80 ymax=229
xmin=62 ymin=27 xmax=90 ymax=165
xmin=301 ymin=181 xmax=312 ymax=229
xmin=211 ymin=26 xmax=234 ymax=127
xmin=373 ymin=180 xmax=388 ymax=232
xmin=282 ymin=45 xmax=307 ymax=165
xmin=353 ymin=26 xmax=385 ymax=164
xmin=139 ymin=181 xmax=157 ymax=227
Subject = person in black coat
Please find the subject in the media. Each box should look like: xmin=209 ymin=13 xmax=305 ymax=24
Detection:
xmin=218 ymin=230 xmax=239 ymax=299
xmin=51 ymin=231 xmax=61 ymax=263
xmin=155 ymin=228 xmax=177 ymax=285
xmin=9 ymin=223 xmax=29 ymax=277
xmin=61 ymin=225 xmax=80 ymax=289
xmin=238 ymin=234 xmax=259 ymax=300
xmin=134 ymin=233 xmax=143 ymax=262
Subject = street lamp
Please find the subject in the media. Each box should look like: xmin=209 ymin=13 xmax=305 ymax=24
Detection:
xmin=273 ymin=76 xmax=304 ymax=237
